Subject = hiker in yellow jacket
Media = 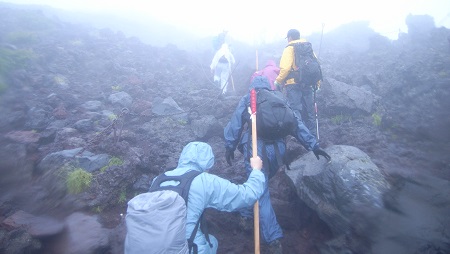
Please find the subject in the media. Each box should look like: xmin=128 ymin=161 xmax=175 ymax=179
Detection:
xmin=274 ymin=29 xmax=319 ymax=137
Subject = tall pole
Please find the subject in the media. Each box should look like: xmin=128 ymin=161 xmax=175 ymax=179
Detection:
xmin=230 ymin=64 xmax=235 ymax=92
xmin=250 ymin=89 xmax=260 ymax=254
xmin=318 ymin=23 xmax=325 ymax=59
xmin=314 ymin=90 xmax=320 ymax=140
xmin=315 ymin=23 xmax=325 ymax=140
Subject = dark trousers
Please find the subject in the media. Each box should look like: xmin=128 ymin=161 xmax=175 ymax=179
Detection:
xmin=285 ymin=84 xmax=316 ymax=137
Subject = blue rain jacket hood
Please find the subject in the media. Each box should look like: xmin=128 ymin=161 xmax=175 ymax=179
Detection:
xmin=177 ymin=141 xmax=214 ymax=172
xmin=164 ymin=141 xmax=214 ymax=178
xmin=249 ymin=75 xmax=271 ymax=91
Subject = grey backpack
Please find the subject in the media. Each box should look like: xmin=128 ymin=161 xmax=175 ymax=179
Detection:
xmin=124 ymin=170 xmax=201 ymax=254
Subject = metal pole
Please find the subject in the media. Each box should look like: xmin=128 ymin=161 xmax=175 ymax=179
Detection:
xmin=314 ymin=89 xmax=320 ymax=140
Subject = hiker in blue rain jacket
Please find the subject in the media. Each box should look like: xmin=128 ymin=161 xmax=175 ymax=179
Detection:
xmin=223 ymin=76 xmax=330 ymax=253
xmin=157 ymin=141 xmax=266 ymax=254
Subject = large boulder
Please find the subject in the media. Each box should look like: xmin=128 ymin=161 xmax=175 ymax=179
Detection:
xmin=48 ymin=212 xmax=110 ymax=254
xmin=322 ymin=78 xmax=380 ymax=116
xmin=152 ymin=96 xmax=184 ymax=116
xmin=108 ymin=91 xmax=133 ymax=108
xmin=190 ymin=115 xmax=222 ymax=140
xmin=286 ymin=145 xmax=390 ymax=252
xmin=286 ymin=145 xmax=390 ymax=235
xmin=2 ymin=210 xmax=64 ymax=238
xmin=286 ymin=145 xmax=450 ymax=253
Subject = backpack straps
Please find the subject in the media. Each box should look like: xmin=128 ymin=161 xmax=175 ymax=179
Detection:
xmin=149 ymin=170 xmax=201 ymax=201
xmin=200 ymin=213 xmax=213 ymax=248
xmin=285 ymin=43 xmax=299 ymax=83
xmin=188 ymin=215 xmax=201 ymax=254
xmin=187 ymin=213 xmax=213 ymax=254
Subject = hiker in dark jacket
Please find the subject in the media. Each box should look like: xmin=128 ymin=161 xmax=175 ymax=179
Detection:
xmin=274 ymin=28 xmax=320 ymax=137
xmin=152 ymin=141 xmax=265 ymax=254
xmin=223 ymin=76 xmax=330 ymax=253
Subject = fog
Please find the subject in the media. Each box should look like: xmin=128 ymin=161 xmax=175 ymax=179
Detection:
xmin=3 ymin=0 xmax=450 ymax=46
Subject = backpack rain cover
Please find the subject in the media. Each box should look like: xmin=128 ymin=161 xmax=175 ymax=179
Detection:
xmin=124 ymin=170 xmax=200 ymax=254
xmin=124 ymin=191 xmax=189 ymax=254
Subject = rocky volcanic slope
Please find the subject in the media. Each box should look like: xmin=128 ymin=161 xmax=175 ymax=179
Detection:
xmin=0 ymin=6 xmax=449 ymax=254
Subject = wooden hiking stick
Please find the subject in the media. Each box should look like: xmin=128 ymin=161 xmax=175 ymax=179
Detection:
xmin=222 ymin=62 xmax=239 ymax=94
xmin=250 ymin=88 xmax=260 ymax=254
xmin=231 ymin=74 xmax=235 ymax=92
xmin=227 ymin=62 xmax=235 ymax=92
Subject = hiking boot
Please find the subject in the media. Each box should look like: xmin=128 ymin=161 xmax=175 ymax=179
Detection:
xmin=238 ymin=216 xmax=253 ymax=232
xmin=268 ymin=239 xmax=282 ymax=254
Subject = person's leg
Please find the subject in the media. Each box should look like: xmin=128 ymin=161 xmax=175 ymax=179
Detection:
xmin=285 ymin=84 xmax=303 ymax=121
xmin=239 ymin=141 xmax=255 ymax=219
xmin=301 ymin=85 xmax=316 ymax=137
xmin=213 ymin=66 xmax=221 ymax=87
xmin=239 ymin=143 xmax=285 ymax=254
xmin=258 ymin=144 xmax=283 ymax=244
xmin=219 ymin=63 xmax=229 ymax=94
xmin=258 ymin=186 xmax=283 ymax=244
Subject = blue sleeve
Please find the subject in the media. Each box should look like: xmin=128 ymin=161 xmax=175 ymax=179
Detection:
xmin=224 ymin=96 xmax=249 ymax=151
xmin=292 ymin=114 xmax=319 ymax=151
xmin=203 ymin=170 xmax=265 ymax=211
xmin=185 ymin=170 xmax=266 ymax=246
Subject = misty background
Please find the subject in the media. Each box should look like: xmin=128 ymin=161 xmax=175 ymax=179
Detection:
xmin=0 ymin=1 xmax=449 ymax=253
xmin=2 ymin=0 xmax=450 ymax=50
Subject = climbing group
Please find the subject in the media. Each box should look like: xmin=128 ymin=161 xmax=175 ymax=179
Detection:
xmin=125 ymin=28 xmax=330 ymax=254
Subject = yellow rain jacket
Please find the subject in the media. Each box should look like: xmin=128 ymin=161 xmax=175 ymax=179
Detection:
xmin=276 ymin=38 xmax=321 ymax=88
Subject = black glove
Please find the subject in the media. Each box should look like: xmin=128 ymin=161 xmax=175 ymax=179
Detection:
xmin=225 ymin=148 xmax=235 ymax=166
xmin=313 ymin=147 xmax=331 ymax=161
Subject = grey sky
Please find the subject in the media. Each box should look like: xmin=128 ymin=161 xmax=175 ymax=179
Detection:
xmin=3 ymin=0 xmax=450 ymax=44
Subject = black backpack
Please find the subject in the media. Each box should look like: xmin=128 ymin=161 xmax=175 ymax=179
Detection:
xmin=290 ymin=42 xmax=323 ymax=85
xmin=253 ymin=88 xmax=296 ymax=140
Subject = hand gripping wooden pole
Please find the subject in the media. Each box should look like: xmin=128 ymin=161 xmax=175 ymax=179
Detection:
xmin=250 ymin=88 xmax=260 ymax=254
